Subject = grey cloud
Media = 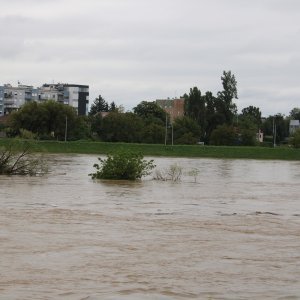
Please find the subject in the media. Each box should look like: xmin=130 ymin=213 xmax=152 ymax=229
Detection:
xmin=1 ymin=0 xmax=300 ymax=115
xmin=0 ymin=37 xmax=25 ymax=58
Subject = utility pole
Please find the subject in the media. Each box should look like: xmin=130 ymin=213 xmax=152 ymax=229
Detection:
xmin=64 ymin=115 xmax=68 ymax=142
xmin=171 ymin=123 xmax=173 ymax=146
xmin=165 ymin=114 xmax=167 ymax=146
xmin=171 ymin=107 xmax=174 ymax=146
xmin=273 ymin=117 xmax=276 ymax=148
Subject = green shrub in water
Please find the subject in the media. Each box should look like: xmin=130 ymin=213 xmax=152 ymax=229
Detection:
xmin=90 ymin=150 xmax=155 ymax=180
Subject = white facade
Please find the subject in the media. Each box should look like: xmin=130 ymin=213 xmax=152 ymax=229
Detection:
xmin=65 ymin=86 xmax=79 ymax=110
xmin=0 ymin=83 xmax=89 ymax=116
xmin=289 ymin=120 xmax=300 ymax=135
xmin=1 ymin=84 xmax=33 ymax=114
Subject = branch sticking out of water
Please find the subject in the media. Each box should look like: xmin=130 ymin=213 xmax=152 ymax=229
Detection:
xmin=153 ymin=163 xmax=183 ymax=182
xmin=154 ymin=165 xmax=200 ymax=183
xmin=0 ymin=141 xmax=48 ymax=176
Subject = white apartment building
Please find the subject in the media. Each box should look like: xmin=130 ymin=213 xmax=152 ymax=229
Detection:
xmin=0 ymin=83 xmax=89 ymax=116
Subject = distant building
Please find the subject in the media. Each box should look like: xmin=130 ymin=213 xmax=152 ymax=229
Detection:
xmin=156 ymin=98 xmax=185 ymax=122
xmin=38 ymin=84 xmax=65 ymax=103
xmin=289 ymin=120 xmax=300 ymax=135
xmin=0 ymin=83 xmax=89 ymax=116
xmin=39 ymin=84 xmax=89 ymax=115
xmin=1 ymin=84 xmax=33 ymax=115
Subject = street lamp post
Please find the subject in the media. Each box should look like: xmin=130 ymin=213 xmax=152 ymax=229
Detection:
xmin=165 ymin=114 xmax=167 ymax=146
xmin=273 ymin=117 xmax=276 ymax=148
xmin=64 ymin=115 xmax=68 ymax=142
xmin=171 ymin=122 xmax=173 ymax=146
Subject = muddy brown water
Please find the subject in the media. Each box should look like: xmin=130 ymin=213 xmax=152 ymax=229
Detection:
xmin=0 ymin=155 xmax=299 ymax=300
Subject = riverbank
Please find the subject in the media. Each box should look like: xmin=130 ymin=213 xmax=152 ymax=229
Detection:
xmin=0 ymin=138 xmax=300 ymax=160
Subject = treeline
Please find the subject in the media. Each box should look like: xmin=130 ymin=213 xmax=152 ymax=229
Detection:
xmin=6 ymin=101 xmax=89 ymax=140
xmin=2 ymin=71 xmax=300 ymax=146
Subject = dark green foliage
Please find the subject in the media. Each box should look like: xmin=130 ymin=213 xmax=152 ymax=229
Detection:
xmin=289 ymin=107 xmax=300 ymax=120
xmin=141 ymin=123 xmax=165 ymax=144
xmin=91 ymin=101 xmax=168 ymax=144
xmin=210 ymin=124 xmax=237 ymax=146
xmin=217 ymin=70 xmax=238 ymax=125
xmin=239 ymin=128 xmax=257 ymax=146
xmin=205 ymin=96 xmax=227 ymax=142
xmin=133 ymin=101 xmax=167 ymax=125
xmin=98 ymin=110 xmax=166 ymax=144
xmin=109 ymin=101 xmax=117 ymax=112
xmin=239 ymin=114 xmax=257 ymax=130
xmin=90 ymin=114 xmax=103 ymax=137
xmin=237 ymin=114 xmax=259 ymax=146
xmin=290 ymin=129 xmax=300 ymax=148
xmin=72 ymin=116 xmax=91 ymax=140
xmin=184 ymin=87 xmax=206 ymax=139
xmin=174 ymin=132 xmax=198 ymax=145
xmin=241 ymin=106 xmax=262 ymax=127
xmin=183 ymin=71 xmax=239 ymax=143
xmin=100 ymin=112 xmax=143 ymax=143
xmin=262 ymin=114 xmax=289 ymax=143
xmin=8 ymin=101 xmax=84 ymax=140
xmin=184 ymin=87 xmax=202 ymax=121
xmin=0 ymin=122 xmax=6 ymax=131
xmin=89 ymin=95 xmax=109 ymax=116
xmin=173 ymin=116 xmax=201 ymax=144
xmin=89 ymin=150 xmax=156 ymax=180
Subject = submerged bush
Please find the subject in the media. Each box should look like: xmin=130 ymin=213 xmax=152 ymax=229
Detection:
xmin=154 ymin=164 xmax=200 ymax=183
xmin=153 ymin=163 xmax=183 ymax=182
xmin=187 ymin=168 xmax=200 ymax=183
xmin=0 ymin=141 xmax=47 ymax=176
xmin=90 ymin=150 xmax=155 ymax=180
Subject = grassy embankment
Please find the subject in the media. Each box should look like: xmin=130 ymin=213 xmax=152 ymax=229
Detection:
xmin=0 ymin=138 xmax=300 ymax=160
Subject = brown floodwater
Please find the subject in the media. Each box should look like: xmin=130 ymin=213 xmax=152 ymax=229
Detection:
xmin=0 ymin=154 xmax=299 ymax=300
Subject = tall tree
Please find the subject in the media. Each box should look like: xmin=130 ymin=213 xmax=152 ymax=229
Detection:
xmin=8 ymin=100 xmax=82 ymax=140
xmin=89 ymin=95 xmax=109 ymax=115
xmin=203 ymin=91 xmax=222 ymax=142
xmin=262 ymin=114 xmax=289 ymax=143
xmin=241 ymin=105 xmax=262 ymax=128
xmin=184 ymin=87 xmax=206 ymax=139
xmin=173 ymin=116 xmax=201 ymax=144
xmin=133 ymin=101 xmax=167 ymax=125
xmin=235 ymin=110 xmax=258 ymax=147
xmin=290 ymin=129 xmax=300 ymax=148
xmin=289 ymin=107 xmax=300 ymax=120
xmin=217 ymin=70 xmax=238 ymax=125
xmin=141 ymin=123 xmax=165 ymax=144
xmin=100 ymin=112 xmax=144 ymax=143
xmin=210 ymin=124 xmax=237 ymax=146
xmin=109 ymin=101 xmax=117 ymax=112
xmin=184 ymin=87 xmax=202 ymax=122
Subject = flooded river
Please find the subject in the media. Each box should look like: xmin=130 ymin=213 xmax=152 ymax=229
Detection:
xmin=0 ymin=155 xmax=300 ymax=299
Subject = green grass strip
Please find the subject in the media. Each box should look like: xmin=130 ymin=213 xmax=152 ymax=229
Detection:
xmin=0 ymin=138 xmax=299 ymax=160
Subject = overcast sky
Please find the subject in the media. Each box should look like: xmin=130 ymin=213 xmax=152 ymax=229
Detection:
xmin=1 ymin=0 xmax=300 ymax=116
